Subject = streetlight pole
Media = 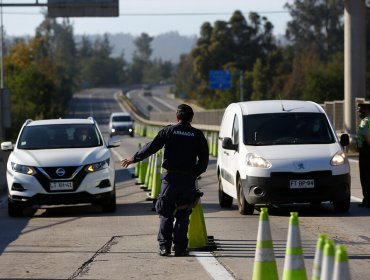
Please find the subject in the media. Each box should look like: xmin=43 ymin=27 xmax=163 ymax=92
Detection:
xmin=0 ymin=0 xmax=3 ymax=140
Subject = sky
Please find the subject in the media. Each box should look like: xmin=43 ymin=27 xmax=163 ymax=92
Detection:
xmin=0 ymin=0 xmax=293 ymax=37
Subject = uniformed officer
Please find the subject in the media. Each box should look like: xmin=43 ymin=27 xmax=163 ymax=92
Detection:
xmin=121 ymin=104 xmax=209 ymax=256
xmin=357 ymin=103 xmax=370 ymax=207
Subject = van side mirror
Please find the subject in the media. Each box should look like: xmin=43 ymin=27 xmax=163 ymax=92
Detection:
xmin=222 ymin=137 xmax=238 ymax=150
xmin=340 ymin=134 xmax=349 ymax=147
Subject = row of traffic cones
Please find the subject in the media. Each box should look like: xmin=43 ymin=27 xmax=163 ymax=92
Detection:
xmin=133 ymin=145 xmax=215 ymax=251
xmin=252 ymin=208 xmax=351 ymax=280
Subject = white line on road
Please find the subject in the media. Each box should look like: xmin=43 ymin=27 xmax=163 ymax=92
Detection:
xmin=153 ymin=96 xmax=177 ymax=110
xmin=192 ymin=251 xmax=235 ymax=280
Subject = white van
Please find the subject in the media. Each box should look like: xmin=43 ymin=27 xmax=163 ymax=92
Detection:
xmin=217 ymin=100 xmax=351 ymax=215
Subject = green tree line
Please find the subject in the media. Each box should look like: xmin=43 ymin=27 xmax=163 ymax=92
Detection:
xmin=3 ymin=17 xmax=172 ymax=140
xmin=3 ymin=0 xmax=370 ymax=139
xmin=174 ymin=0 xmax=370 ymax=109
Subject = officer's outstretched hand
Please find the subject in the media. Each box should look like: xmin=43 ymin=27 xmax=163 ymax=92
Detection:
xmin=121 ymin=158 xmax=134 ymax=168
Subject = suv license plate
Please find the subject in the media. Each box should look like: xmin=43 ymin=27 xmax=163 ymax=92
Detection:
xmin=50 ymin=181 xmax=73 ymax=191
xmin=290 ymin=179 xmax=314 ymax=189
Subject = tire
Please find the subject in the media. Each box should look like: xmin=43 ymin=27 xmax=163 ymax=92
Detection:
xmin=101 ymin=192 xmax=117 ymax=213
xmin=8 ymin=199 xmax=24 ymax=217
xmin=333 ymin=195 xmax=350 ymax=213
xmin=218 ymin=176 xmax=233 ymax=208
xmin=237 ymin=179 xmax=254 ymax=215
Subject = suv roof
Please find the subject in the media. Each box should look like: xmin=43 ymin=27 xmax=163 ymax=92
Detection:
xmin=237 ymin=100 xmax=324 ymax=115
xmin=25 ymin=117 xmax=96 ymax=126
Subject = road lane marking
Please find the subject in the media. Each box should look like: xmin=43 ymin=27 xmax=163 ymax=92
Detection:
xmin=153 ymin=96 xmax=177 ymax=110
xmin=192 ymin=251 xmax=235 ymax=280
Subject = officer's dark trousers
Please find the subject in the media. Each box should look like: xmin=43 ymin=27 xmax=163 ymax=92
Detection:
xmin=156 ymin=173 xmax=196 ymax=252
xmin=359 ymin=146 xmax=370 ymax=204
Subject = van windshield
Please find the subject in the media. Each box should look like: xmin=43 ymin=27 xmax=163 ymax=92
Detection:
xmin=243 ymin=113 xmax=335 ymax=145
xmin=112 ymin=115 xmax=132 ymax=122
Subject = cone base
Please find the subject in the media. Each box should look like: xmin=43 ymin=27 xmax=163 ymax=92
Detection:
xmin=282 ymin=269 xmax=307 ymax=280
xmin=252 ymin=261 xmax=279 ymax=280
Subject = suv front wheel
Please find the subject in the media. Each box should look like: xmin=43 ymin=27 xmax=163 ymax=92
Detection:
xmin=101 ymin=190 xmax=117 ymax=213
xmin=237 ymin=179 xmax=254 ymax=215
xmin=8 ymin=199 xmax=24 ymax=217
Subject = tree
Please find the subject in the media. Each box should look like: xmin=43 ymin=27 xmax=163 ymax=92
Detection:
xmin=128 ymin=33 xmax=153 ymax=84
xmin=188 ymin=10 xmax=275 ymax=108
xmin=285 ymin=0 xmax=344 ymax=59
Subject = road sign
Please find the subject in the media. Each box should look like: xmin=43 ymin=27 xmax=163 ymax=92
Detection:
xmin=209 ymin=70 xmax=231 ymax=90
xmin=48 ymin=0 xmax=119 ymax=17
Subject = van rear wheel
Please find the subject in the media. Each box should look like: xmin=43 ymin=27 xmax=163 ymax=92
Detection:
xmin=218 ymin=176 xmax=233 ymax=208
xmin=237 ymin=179 xmax=254 ymax=215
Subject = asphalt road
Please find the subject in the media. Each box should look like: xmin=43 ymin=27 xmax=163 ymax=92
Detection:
xmin=0 ymin=88 xmax=369 ymax=280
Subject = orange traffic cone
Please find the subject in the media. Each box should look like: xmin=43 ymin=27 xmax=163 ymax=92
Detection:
xmin=252 ymin=207 xmax=278 ymax=280
xmin=311 ymin=233 xmax=328 ymax=280
xmin=282 ymin=212 xmax=307 ymax=280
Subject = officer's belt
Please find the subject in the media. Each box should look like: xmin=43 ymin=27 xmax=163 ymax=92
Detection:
xmin=165 ymin=169 xmax=196 ymax=177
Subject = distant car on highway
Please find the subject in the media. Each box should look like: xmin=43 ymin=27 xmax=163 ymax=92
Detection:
xmin=142 ymin=84 xmax=152 ymax=96
xmin=109 ymin=112 xmax=134 ymax=137
xmin=1 ymin=117 xmax=120 ymax=217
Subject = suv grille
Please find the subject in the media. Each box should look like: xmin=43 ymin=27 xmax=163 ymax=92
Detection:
xmin=35 ymin=166 xmax=87 ymax=192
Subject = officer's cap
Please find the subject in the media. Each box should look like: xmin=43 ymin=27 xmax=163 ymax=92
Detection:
xmin=177 ymin=104 xmax=194 ymax=121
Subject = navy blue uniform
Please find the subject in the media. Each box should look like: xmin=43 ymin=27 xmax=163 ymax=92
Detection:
xmin=132 ymin=121 xmax=209 ymax=253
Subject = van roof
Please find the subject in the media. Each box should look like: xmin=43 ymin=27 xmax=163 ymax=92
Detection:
xmin=110 ymin=112 xmax=132 ymax=117
xmin=236 ymin=100 xmax=324 ymax=115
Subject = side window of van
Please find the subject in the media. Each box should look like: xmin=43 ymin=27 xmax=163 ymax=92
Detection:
xmin=232 ymin=115 xmax=239 ymax=145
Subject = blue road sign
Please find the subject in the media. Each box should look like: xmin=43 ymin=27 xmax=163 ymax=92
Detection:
xmin=209 ymin=70 xmax=231 ymax=90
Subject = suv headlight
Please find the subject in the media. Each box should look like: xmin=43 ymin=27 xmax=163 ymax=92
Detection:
xmin=246 ymin=153 xmax=271 ymax=168
xmin=11 ymin=162 xmax=37 ymax=175
xmin=85 ymin=159 xmax=110 ymax=173
xmin=331 ymin=151 xmax=346 ymax=166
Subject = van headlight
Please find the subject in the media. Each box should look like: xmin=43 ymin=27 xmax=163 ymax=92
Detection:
xmin=11 ymin=162 xmax=37 ymax=175
xmin=85 ymin=159 xmax=110 ymax=173
xmin=331 ymin=152 xmax=346 ymax=166
xmin=246 ymin=153 xmax=271 ymax=168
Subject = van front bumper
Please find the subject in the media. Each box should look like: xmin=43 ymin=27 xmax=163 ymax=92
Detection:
xmin=242 ymin=172 xmax=351 ymax=205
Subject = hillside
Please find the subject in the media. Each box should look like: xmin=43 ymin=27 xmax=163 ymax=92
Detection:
xmin=76 ymin=31 xmax=197 ymax=63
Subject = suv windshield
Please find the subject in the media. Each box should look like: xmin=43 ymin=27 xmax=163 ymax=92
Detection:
xmin=243 ymin=112 xmax=335 ymax=146
xmin=112 ymin=115 xmax=132 ymax=122
xmin=18 ymin=124 xmax=103 ymax=149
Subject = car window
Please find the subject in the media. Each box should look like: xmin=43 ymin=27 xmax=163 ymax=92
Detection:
xmin=243 ymin=113 xmax=335 ymax=145
xmin=18 ymin=124 xmax=103 ymax=149
xmin=112 ymin=115 xmax=132 ymax=122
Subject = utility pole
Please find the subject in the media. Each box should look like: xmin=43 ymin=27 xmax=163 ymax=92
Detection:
xmin=0 ymin=0 xmax=4 ymax=140
xmin=344 ymin=0 xmax=366 ymax=137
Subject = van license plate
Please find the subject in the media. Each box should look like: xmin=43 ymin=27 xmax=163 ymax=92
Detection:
xmin=50 ymin=181 xmax=73 ymax=191
xmin=290 ymin=179 xmax=314 ymax=189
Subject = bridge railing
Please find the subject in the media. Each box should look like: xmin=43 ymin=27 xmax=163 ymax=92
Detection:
xmin=119 ymin=91 xmax=368 ymax=155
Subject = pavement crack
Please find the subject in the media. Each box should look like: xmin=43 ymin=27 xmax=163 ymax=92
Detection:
xmin=68 ymin=235 xmax=122 ymax=279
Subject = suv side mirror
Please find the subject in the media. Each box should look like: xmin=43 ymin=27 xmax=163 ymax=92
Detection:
xmin=1 ymin=141 xmax=13 ymax=151
xmin=222 ymin=137 xmax=238 ymax=150
xmin=340 ymin=134 xmax=350 ymax=147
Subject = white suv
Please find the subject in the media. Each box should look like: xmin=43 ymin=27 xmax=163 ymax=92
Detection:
xmin=1 ymin=117 xmax=120 ymax=217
